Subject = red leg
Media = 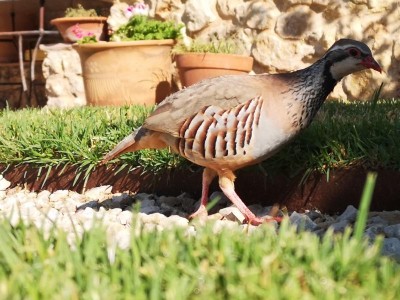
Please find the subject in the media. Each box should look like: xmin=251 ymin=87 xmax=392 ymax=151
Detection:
xmin=189 ymin=168 xmax=217 ymax=220
xmin=218 ymin=171 xmax=280 ymax=225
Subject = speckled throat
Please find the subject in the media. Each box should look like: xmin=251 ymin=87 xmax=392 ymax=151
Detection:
xmin=278 ymin=58 xmax=337 ymax=130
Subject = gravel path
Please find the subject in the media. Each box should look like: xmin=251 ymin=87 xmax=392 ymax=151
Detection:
xmin=0 ymin=175 xmax=399 ymax=261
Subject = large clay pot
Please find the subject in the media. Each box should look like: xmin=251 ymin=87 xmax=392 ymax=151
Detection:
xmin=73 ymin=40 xmax=174 ymax=106
xmin=51 ymin=17 xmax=108 ymax=43
xmin=175 ymin=53 xmax=254 ymax=87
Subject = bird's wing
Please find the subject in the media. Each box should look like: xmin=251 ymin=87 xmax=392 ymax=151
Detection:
xmin=144 ymin=74 xmax=279 ymax=137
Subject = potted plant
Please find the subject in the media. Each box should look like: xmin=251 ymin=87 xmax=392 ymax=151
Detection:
xmin=174 ymin=39 xmax=254 ymax=87
xmin=73 ymin=1 xmax=182 ymax=106
xmin=51 ymin=4 xmax=108 ymax=43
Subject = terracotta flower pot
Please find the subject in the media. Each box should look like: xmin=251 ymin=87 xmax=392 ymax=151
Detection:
xmin=51 ymin=17 xmax=108 ymax=43
xmin=175 ymin=53 xmax=254 ymax=87
xmin=73 ymin=40 xmax=174 ymax=106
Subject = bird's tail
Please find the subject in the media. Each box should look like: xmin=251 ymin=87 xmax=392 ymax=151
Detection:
xmin=101 ymin=127 xmax=142 ymax=165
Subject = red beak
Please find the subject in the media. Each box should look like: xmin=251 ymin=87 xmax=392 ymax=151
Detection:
xmin=361 ymin=56 xmax=382 ymax=73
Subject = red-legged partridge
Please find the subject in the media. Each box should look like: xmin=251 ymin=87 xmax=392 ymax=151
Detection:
xmin=102 ymin=39 xmax=381 ymax=225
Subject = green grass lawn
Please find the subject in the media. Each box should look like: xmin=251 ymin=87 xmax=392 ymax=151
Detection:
xmin=0 ymin=100 xmax=399 ymax=181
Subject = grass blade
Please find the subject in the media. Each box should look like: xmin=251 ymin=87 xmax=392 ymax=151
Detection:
xmin=354 ymin=172 xmax=377 ymax=241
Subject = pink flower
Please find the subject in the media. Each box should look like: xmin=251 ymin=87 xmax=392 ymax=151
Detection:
xmin=125 ymin=1 xmax=149 ymax=18
xmin=72 ymin=24 xmax=84 ymax=38
xmin=72 ymin=24 xmax=96 ymax=39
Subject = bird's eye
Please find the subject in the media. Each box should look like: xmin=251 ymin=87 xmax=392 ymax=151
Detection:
xmin=348 ymin=48 xmax=360 ymax=57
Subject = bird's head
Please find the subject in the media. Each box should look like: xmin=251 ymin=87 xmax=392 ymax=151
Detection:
xmin=323 ymin=39 xmax=381 ymax=81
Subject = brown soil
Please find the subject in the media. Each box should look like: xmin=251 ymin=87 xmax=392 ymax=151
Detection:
xmin=1 ymin=164 xmax=399 ymax=214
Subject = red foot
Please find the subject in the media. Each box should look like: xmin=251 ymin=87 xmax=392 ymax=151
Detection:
xmin=188 ymin=204 xmax=208 ymax=220
xmin=245 ymin=216 xmax=283 ymax=226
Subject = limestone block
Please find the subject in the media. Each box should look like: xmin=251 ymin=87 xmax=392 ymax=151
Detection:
xmin=183 ymin=0 xmax=218 ymax=33
xmin=349 ymin=0 xmax=393 ymax=10
xmin=394 ymin=41 xmax=400 ymax=61
xmin=217 ymin=0 xmax=245 ymax=18
xmin=275 ymin=5 xmax=323 ymax=41
xmin=42 ymin=52 xmax=63 ymax=76
xmin=45 ymin=75 xmax=72 ymax=98
xmin=273 ymin=0 xmax=312 ymax=11
xmin=107 ymin=2 xmax=131 ymax=32
xmin=66 ymin=73 xmax=85 ymax=96
xmin=366 ymin=0 xmax=395 ymax=10
xmin=235 ymin=28 xmax=257 ymax=55
xmin=381 ymin=2 xmax=400 ymax=28
xmin=62 ymin=54 xmax=82 ymax=75
xmin=336 ymin=15 xmax=364 ymax=41
xmin=41 ymin=44 xmax=81 ymax=76
xmin=330 ymin=83 xmax=347 ymax=100
xmin=233 ymin=4 xmax=248 ymax=25
xmin=194 ymin=20 xmax=235 ymax=42
xmin=252 ymin=34 xmax=314 ymax=72
xmin=319 ymin=26 xmax=338 ymax=54
xmin=311 ymin=0 xmax=330 ymax=10
xmin=150 ymin=0 xmax=185 ymax=21
xmin=245 ymin=1 xmax=280 ymax=31
xmin=322 ymin=0 xmax=350 ymax=20
xmin=342 ymin=71 xmax=385 ymax=100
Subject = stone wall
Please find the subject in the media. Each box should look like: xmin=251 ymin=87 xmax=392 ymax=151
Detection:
xmin=39 ymin=0 xmax=400 ymax=107
xmin=145 ymin=0 xmax=399 ymax=100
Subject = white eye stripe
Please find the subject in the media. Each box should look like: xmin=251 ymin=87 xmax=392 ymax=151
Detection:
xmin=328 ymin=45 xmax=346 ymax=52
xmin=328 ymin=45 xmax=367 ymax=56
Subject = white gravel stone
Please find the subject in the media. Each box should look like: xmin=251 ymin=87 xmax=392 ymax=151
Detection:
xmin=50 ymin=190 xmax=69 ymax=202
xmin=77 ymin=207 xmax=95 ymax=222
xmin=37 ymin=190 xmax=51 ymax=201
xmin=219 ymin=206 xmax=246 ymax=223
xmin=82 ymin=219 xmax=95 ymax=231
xmin=110 ymin=208 xmax=123 ymax=216
xmin=163 ymin=215 xmax=189 ymax=228
xmin=212 ymin=219 xmax=240 ymax=234
xmin=0 ymin=182 xmax=399 ymax=261
xmin=84 ymin=185 xmax=112 ymax=200
xmin=240 ymin=223 xmax=261 ymax=234
xmin=142 ymin=222 xmax=158 ymax=232
xmin=185 ymin=225 xmax=197 ymax=237
xmin=118 ymin=210 xmax=133 ymax=225
xmin=139 ymin=212 xmax=167 ymax=224
xmin=46 ymin=207 xmax=59 ymax=222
